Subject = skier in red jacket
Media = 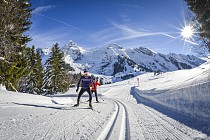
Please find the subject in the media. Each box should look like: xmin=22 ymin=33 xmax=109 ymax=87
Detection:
xmin=90 ymin=78 xmax=101 ymax=103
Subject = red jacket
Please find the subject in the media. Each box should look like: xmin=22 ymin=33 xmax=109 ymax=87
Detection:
xmin=90 ymin=81 xmax=100 ymax=91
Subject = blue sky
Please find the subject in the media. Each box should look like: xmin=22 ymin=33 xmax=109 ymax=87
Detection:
xmin=28 ymin=0 xmax=195 ymax=54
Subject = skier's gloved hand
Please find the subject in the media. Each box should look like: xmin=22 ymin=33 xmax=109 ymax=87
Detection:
xmin=76 ymin=89 xmax=78 ymax=92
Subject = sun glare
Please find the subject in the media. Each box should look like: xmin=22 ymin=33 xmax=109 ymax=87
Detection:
xmin=181 ymin=25 xmax=194 ymax=39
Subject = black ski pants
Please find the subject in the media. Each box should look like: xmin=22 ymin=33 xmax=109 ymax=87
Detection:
xmin=92 ymin=90 xmax=99 ymax=102
xmin=77 ymin=88 xmax=92 ymax=104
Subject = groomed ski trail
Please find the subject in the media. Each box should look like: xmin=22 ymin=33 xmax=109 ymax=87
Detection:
xmin=99 ymin=83 xmax=208 ymax=140
xmin=0 ymin=82 xmax=208 ymax=140
xmin=97 ymin=99 xmax=130 ymax=140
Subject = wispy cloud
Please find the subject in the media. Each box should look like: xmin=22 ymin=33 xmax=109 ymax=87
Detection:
xmin=107 ymin=22 xmax=182 ymax=43
xmin=111 ymin=22 xmax=139 ymax=35
xmin=33 ymin=13 xmax=86 ymax=34
xmin=90 ymin=20 xmax=197 ymax=49
xmin=91 ymin=27 xmax=118 ymax=42
xmin=27 ymin=28 xmax=71 ymax=48
xmin=89 ymin=23 xmax=155 ymax=48
xmin=32 ymin=5 xmax=55 ymax=14
xmin=122 ymin=4 xmax=142 ymax=9
xmin=108 ymin=32 xmax=177 ymax=43
xmin=120 ymin=15 xmax=130 ymax=22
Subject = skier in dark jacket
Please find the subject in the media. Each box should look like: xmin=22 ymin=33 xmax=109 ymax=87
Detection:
xmin=74 ymin=69 xmax=96 ymax=108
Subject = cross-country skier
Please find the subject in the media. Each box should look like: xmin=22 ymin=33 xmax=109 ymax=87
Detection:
xmin=74 ymin=69 xmax=96 ymax=108
xmin=90 ymin=78 xmax=101 ymax=103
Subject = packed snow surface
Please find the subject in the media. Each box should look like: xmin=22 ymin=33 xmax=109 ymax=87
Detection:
xmin=0 ymin=60 xmax=210 ymax=140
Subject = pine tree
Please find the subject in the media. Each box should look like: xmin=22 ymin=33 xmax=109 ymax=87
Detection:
xmin=0 ymin=0 xmax=32 ymax=91
xmin=18 ymin=46 xmax=43 ymax=94
xmin=43 ymin=43 xmax=70 ymax=94
xmin=0 ymin=46 xmax=31 ymax=91
xmin=0 ymin=0 xmax=32 ymax=51
xmin=185 ymin=0 xmax=210 ymax=52
xmin=33 ymin=50 xmax=44 ymax=94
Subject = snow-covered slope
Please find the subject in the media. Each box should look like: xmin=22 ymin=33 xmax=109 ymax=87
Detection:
xmin=1 ymin=60 xmax=210 ymax=139
xmin=133 ymin=60 xmax=210 ymax=122
xmin=1 ymin=76 xmax=209 ymax=139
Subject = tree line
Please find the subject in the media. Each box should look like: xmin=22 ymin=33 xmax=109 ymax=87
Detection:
xmin=0 ymin=0 xmax=80 ymax=95
xmin=0 ymin=0 xmax=209 ymax=94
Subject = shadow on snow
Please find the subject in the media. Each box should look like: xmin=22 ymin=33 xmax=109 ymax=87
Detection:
xmin=130 ymin=86 xmax=210 ymax=136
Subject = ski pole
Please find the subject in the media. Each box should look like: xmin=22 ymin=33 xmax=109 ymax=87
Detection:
xmin=98 ymin=87 xmax=104 ymax=101
xmin=99 ymin=95 xmax=104 ymax=101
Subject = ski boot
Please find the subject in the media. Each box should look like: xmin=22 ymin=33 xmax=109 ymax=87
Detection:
xmin=73 ymin=103 xmax=79 ymax=107
xmin=89 ymin=103 xmax=92 ymax=108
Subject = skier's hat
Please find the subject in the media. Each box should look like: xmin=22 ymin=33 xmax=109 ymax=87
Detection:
xmin=84 ymin=69 xmax=88 ymax=73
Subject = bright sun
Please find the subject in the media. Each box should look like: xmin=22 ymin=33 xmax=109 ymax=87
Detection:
xmin=181 ymin=25 xmax=194 ymax=39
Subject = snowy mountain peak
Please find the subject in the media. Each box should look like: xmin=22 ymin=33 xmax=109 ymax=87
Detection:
xmin=39 ymin=40 xmax=206 ymax=80
xmin=134 ymin=47 xmax=156 ymax=57
xmin=63 ymin=40 xmax=86 ymax=53
xmin=62 ymin=40 xmax=86 ymax=61
xmin=107 ymin=43 xmax=123 ymax=50
xmin=42 ymin=48 xmax=51 ymax=55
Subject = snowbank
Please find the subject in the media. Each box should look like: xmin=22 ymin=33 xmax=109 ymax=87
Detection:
xmin=133 ymin=60 xmax=210 ymax=121
xmin=135 ymin=80 xmax=210 ymax=120
xmin=0 ymin=90 xmax=53 ymax=105
xmin=0 ymin=84 xmax=6 ymax=91
xmin=0 ymin=90 xmax=74 ymax=105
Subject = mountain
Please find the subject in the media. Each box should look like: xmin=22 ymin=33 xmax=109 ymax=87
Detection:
xmin=36 ymin=48 xmax=51 ymax=65
xmin=38 ymin=40 xmax=206 ymax=80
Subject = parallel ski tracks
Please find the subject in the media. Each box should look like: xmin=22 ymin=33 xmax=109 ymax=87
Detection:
xmin=128 ymin=101 xmax=196 ymax=140
xmin=97 ymin=99 xmax=130 ymax=140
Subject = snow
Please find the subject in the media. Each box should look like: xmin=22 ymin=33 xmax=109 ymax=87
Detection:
xmin=0 ymin=85 xmax=6 ymax=91
xmin=64 ymin=54 xmax=73 ymax=64
xmin=96 ymin=103 xmax=118 ymax=140
xmin=0 ymin=90 xmax=53 ymax=105
xmin=51 ymin=97 xmax=73 ymax=105
xmin=0 ymin=57 xmax=5 ymax=60
xmin=135 ymin=60 xmax=210 ymax=91
xmin=36 ymin=48 xmax=51 ymax=65
xmin=42 ymin=48 xmax=51 ymax=55
xmin=133 ymin=60 xmax=210 ymax=129
xmin=38 ymin=40 xmax=205 ymax=81
xmin=0 ymin=60 xmax=210 ymax=139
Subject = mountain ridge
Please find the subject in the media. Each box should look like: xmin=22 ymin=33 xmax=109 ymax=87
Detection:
xmin=37 ymin=40 xmax=206 ymax=79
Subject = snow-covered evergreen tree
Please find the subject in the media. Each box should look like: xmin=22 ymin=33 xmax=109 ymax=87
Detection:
xmin=43 ymin=43 xmax=70 ymax=94
xmin=33 ymin=50 xmax=44 ymax=94
xmin=0 ymin=0 xmax=32 ymax=91
xmin=18 ymin=46 xmax=43 ymax=94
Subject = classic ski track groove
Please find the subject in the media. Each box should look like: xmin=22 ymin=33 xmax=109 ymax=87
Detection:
xmin=2 ymin=83 xmax=207 ymax=140
xmin=97 ymin=101 xmax=119 ymax=140
xmin=49 ymin=105 xmax=102 ymax=139
xmin=117 ymin=100 xmax=130 ymax=140
xmin=7 ymin=111 xmax=61 ymax=140
xmin=143 ymin=105 xmax=199 ymax=139
xmin=130 ymin=88 xmax=204 ymax=140
xmin=10 ymin=105 xmax=101 ymax=140
xmin=128 ymin=100 xmax=197 ymax=140
xmin=97 ymin=99 xmax=129 ymax=140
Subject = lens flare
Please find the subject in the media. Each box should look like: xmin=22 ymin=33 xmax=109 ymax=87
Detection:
xmin=181 ymin=25 xmax=194 ymax=39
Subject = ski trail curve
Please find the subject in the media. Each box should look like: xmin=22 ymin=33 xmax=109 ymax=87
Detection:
xmin=97 ymin=99 xmax=130 ymax=140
